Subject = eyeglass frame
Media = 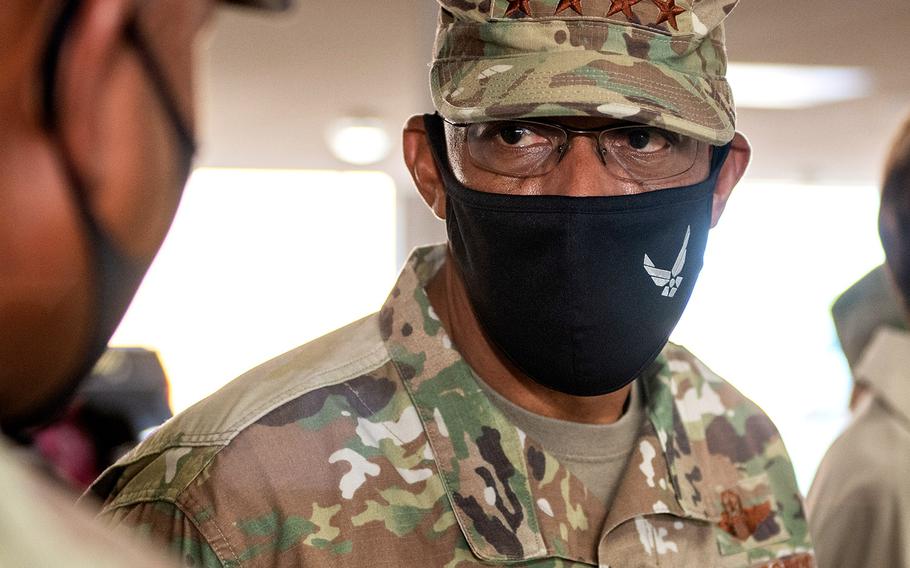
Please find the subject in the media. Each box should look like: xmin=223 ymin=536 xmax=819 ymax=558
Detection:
xmin=440 ymin=115 xmax=710 ymax=186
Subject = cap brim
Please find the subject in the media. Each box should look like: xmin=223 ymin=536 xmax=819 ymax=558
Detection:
xmin=431 ymin=50 xmax=734 ymax=145
xmin=221 ymin=0 xmax=292 ymax=10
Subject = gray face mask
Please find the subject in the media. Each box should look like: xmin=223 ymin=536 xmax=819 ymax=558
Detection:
xmin=424 ymin=113 xmax=729 ymax=397
xmin=1 ymin=0 xmax=197 ymax=437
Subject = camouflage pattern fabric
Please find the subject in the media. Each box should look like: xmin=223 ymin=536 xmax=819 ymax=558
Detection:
xmin=87 ymin=245 xmax=813 ymax=567
xmin=431 ymin=0 xmax=739 ymax=144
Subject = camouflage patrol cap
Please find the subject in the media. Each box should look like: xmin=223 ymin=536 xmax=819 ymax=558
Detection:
xmin=431 ymin=0 xmax=739 ymax=144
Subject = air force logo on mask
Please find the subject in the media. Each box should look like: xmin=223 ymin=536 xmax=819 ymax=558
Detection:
xmin=643 ymin=225 xmax=690 ymax=298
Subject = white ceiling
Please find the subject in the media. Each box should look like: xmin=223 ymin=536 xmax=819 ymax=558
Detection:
xmin=199 ymin=1 xmax=910 ymax=186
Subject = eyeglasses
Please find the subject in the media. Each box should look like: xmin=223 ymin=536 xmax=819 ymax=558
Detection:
xmin=447 ymin=118 xmax=707 ymax=183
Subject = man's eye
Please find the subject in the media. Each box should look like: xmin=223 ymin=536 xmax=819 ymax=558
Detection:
xmin=499 ymin=126 xmax=528 ymax=145
xmin=490 ymin=124 xmax=548 ymax=147
xmin=621 ymin=128 xmax=675 ymax=153
xmin=627 ymin=129 xmax=652 ymax=150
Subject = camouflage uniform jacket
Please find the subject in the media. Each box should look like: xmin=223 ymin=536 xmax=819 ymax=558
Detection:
xmin=88 ymin=245 xmax=814 ymax=567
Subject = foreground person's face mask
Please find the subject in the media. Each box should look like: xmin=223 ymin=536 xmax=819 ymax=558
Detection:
xmin=424 ymin=114 xmax=731 ymax=397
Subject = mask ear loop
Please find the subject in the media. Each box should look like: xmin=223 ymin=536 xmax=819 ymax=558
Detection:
xmin=40 ymin=0 xmax=95 ymax=228
xmin=123 ymin=17 xmax=197 ymax=161
xmin=40 ymin=0 xmax=78 ymax=130
xmin=422 ymin=113 xmax=451 ymax=176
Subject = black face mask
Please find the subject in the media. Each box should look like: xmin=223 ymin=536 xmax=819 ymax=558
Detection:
xmin=1 ymin=0 xmax=197 ymax=438
xmin=424 ymin=113 xmax=731 ymax=397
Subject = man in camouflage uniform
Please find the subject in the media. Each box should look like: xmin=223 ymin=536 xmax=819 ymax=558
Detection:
xmin=89 ymin=1 xmax=815 ymax=566
xmin=808 ymin=113 xmax=910 ymax=568
xmin=0 ymin=0 xmax=288 ymax=565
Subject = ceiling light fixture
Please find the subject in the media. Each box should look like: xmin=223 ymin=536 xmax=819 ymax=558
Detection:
xmin=326 ymin=117 xmax=391 ymax=165
xmin=727 ymin=63 xmax=874 ymax=110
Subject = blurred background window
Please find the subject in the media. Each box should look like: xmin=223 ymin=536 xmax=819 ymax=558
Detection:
xmin=111 ymin=169 xmax=397 ymax=413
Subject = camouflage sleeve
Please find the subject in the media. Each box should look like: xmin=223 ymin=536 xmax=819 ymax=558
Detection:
xmin=101 ymin=502 xmax=224 ymax=568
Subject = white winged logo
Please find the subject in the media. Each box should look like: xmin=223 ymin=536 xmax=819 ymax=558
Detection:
xmin=643 ymin=226 xmax=690 ymax=298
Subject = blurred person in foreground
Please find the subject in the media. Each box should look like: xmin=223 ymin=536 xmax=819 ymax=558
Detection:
xmin=0 ymin=0 xmax=289 ymax=565
xmin=808 ymin=113 xmax=910 ymax=567
xmin=89 ymin=0 xmax=814 ymax=566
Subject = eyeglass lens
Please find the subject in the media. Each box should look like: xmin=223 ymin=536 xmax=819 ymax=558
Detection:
xmin=464 ymin=121 xmax=703 ymax=183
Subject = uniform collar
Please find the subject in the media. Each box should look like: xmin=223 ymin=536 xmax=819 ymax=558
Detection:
xmin=381 ymin=245 xmax=714 ymax=564
xmin=855 ymin=326 xmax=910 ymax=425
